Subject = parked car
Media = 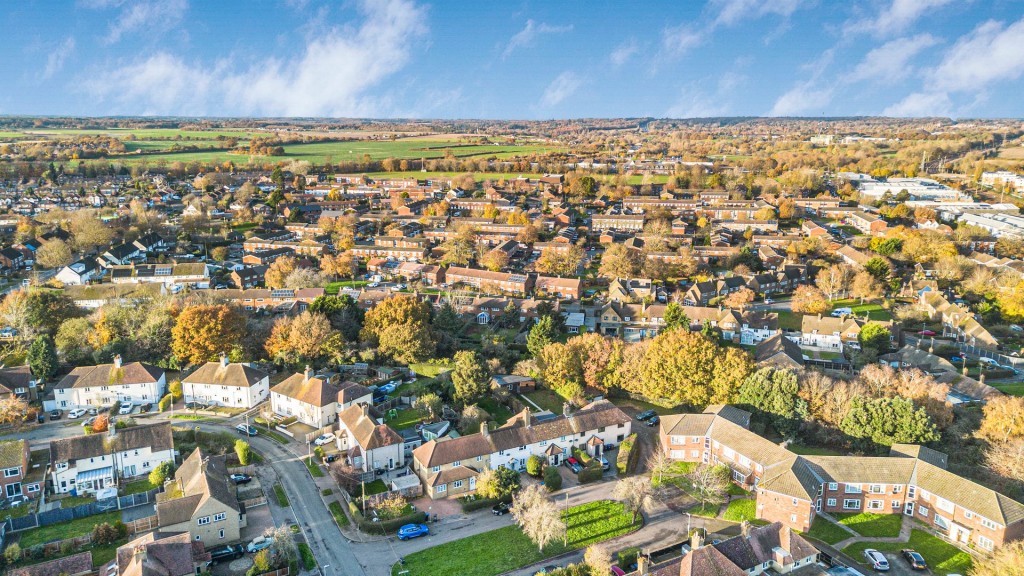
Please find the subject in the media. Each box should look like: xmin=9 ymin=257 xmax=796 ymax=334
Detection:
xmin=763 ymin=298 xmax=774 ymax=304
xmin=831 ymin=307 xmax=853 ymax=317
xmin=599 ymin=457 xmax=610 ymax=471
xmin=314 ymin=433 xmax=336 ymax=446
xmin=602 ymin=443 xmax=616 ymax=451
xmin=635 ymin=409 xmax=657 ymax=421
xmin=139 ymin=403 xmax=152 ymax=413
xmin=49 ymin=410 xmax=61 ymax=420
xmin=88 ymin=408 xmax=99 ymax=416
xmin=119 ymin=402 xmax=134 ymax=415
xmin=492 ymin=501 xmax=511 ymax=515
xmin=918 ymin=329 xmax=936 ymax=336
xmin=36 ymin=413 xmax=45 ymax=423
xmin=564 ymin=457 xmax=583 ymax=473
xmin=325 ymin=454 xmax=339 ymax=463
xmin=208 ymin=544 xmax=244 ymax=564
xmin=0 ymin=327 xmax=18 ymax=338
xmin=900 ymin=549 xmax=927 ymax=570
xmin=236 ymin=424 xmax=258 ymax=436
xmin=246 ymin=537 xmax=273 ymax=553
xmin=646 ymin=415 xmax=660 ymax=427
xmin=82 ymin=416 xmax=96 ymax=427
xmin=863 ymin=549 xmax=889 ymax=571
xmin=979 ymin=357 xmax=1000 ymax=367
xmin=397 ymin=523 xmax=429 ymax=540
xmin=230 ymin=473 xmax=252 ymax=485
xmin=610 ymin=567 xmax=627 ymax=576
xmin=68 ymin=408 xmax=86 ymax=418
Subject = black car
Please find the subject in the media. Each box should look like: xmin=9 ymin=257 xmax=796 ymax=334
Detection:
xmin=492 ymin=501 xmax=511 ymax=515
xmin=229 ymin=473 xmax=252 ymax=485
xmin=325 ymin=454 xmax=339 ymax=463
xmin=235 ymin=424 xmax=258 ymax=436
xmin=208 ymin=544 xmax=243 ymax=564
xmin=635 ymin=409 xmax=657 ymax=421
xmin=646 ymin=415 xmax=660 ymax=427
xmin=901 ymin=549 xmax=927 ymax=570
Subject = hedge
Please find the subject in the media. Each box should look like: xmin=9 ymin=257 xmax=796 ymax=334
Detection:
xmin=577 ymin=462 xmax=604 ymax=484
xmin=617 ymin=434 xmax=639 ymax=475
xmin=158 ymin=393 xmax=174 ymax=412
xmin=458 ymin=495 xmax=512 ymax=513
xmin=348 ymin=500 xmax=427 ymax=534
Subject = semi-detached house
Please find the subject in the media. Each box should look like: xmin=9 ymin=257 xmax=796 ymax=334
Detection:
xmin=156 ymin=448 xmax=246 ymax=545
xmin=182 ymin=355 xmax=270 ymax=409
xmin=412 ymin=400 xmax=631 ymax=499
xmin=660 ymin=407 xmax=1024 ymax=550
xmin=49 ymin=422 xmax=175 ymax=495
xmin=53 ymin=355 xmax=166 ymax=410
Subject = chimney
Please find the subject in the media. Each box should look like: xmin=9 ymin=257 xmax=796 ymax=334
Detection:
xmin=691 ymin=531 xmax=704 ymax=550
xmin=741 ymin=520 xmax=751 ymax=538
xmin=133 ymin=545 xmax=147 ymax=564
xmin=524 ymin=407 xmax=532 ymax=429
xmin=637 ymin=555 xmax=650 ymax=576
xmin=113 ymin=354 xmax=123 ymax=369
xmin=304 ymin=365 xmax=312 ymax=381
xmin=481 ymin=421 xmax=490 ymax=438
xmin=220 ymin=352 xmax=229 ymax=367
xmin=562 ymin=402 xmax=572 ymax=418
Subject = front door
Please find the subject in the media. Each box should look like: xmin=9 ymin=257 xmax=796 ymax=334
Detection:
xmin=904 ymin=502 xmax=915 ymax=516
xmin=469 ymin=476 xmax=476 ymax=491
xmin=951 ymin=524 xmax=971 ymax=543
xmin=388 ymin=457 xmax=394 ymax=470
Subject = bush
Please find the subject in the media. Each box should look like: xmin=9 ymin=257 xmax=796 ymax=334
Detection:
xmin=347 ymin=500 xmax=428 ymax=534
xmin=458 ymin=495 xmax=512 ymax=512
xmin=92 ymin=522 xmax=120 ymax=545
xmin=544 ymin=465 xmax=562 ymax=491
xmin=235 ymin=439 xmax=252 ymax=465
xmin=158 ymin=393 xmax=173 ymax=412
xmin=616 ymin=434 xmax=639 ymax=475
xmin=60 ymin=539 xmax=75 ymax=554
xmin=526 ymin=455 xmax=544 ymax=477
xmin=149 ymin=460 xmax=174 ymax=487
xmin=4 ymin=543 xmax=21 ymax=564
xmin=109 ymin=401 xmax=121 ymax=416
xmin=578 ymin=462 xmax=604 ymax=484
xmin=618 ymin=547 xmax=640 ymax=570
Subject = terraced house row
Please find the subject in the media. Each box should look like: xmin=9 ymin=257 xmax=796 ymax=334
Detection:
xmin=660 ymin=406 xmax=1024 ymax=551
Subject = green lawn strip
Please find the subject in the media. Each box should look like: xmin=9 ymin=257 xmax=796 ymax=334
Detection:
xmin=652 ymin=461 xmax=697 ymax=488
xmin=776 ymin=311 xmax=803 ymax=331
xmin=804 ymin=517 xmax=853 ymax=545
xmin=832 ymin=512 xmax=903 ymax=537
xmin=170 ymin=414 xmax=206 ymax=421
xmin=521 ymin=389 xmax=567 ymax=414
xmin=57 ymin=495 xmax=96 ymax=507
xmin=363 ymin=479 xmax=388 ymax=496
xmin=393 ymin=500 xmax=639 ymax=576
xmin=387 ymin=407 xmax=425 ymax=431
xmin=408 ymin=362 xmax=453 ymax=378
xmin=258 ymin=428 xmax=290 ymax=444
xmin=608 ymin=397 xmax=675 ymax=415
xmin=727 ymin=484 xmax=750 ymax=496
xmin=298 ymin=543 xmax=317 ymax=571
xmin=325 ymin=280 xmax=370 ymax=294
xmin=993 ymin=383 xmax=1024 ymax=396
xmin=329 ymin=501 xmax=350 ymax=527
xmin=829 ymin=298 xmax=893 ymax=321
xmin=18 ymin=510 xmax=122 ymax=547
xmin=690 ymin=502 xmax=721 ymax=518
xmin=305 ymin=458 xmax=325 ymax=477
xmin=273 ymin=483 xmax=290 ymax=507
xmin=120 ymin=478 xmax=157 ymax=495
xmin=843 ymin=529 xmax=973 ymax=574
xmin=477 ymin=396 xmax=513 ymax=425
xmin=722 ymin=499 xmax=756 ymax=522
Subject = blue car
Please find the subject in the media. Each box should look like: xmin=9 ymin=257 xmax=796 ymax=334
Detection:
xmin=397 ymin=523 xmax=429 ymax=540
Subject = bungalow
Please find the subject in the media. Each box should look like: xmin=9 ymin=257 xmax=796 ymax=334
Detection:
xmin=53 ymin=355 xmax=166 ymax=409
xmin=49 ymin=422 xmax=175 ymax=495
xmin=182 ymin=355 xmax=270 ymax=409
xmin=56 ymin=258 xmax=101 ymax=285
xmin=755 ymin=334 xmax=805 ymax=369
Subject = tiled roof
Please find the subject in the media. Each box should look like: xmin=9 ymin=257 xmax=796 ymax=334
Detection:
xmin=427 ymin=465 xmax=480 ymax=487
xmin=156 ymin=448 xmax=239 ymax=528
xmin=115 ymin=532 xmax=210 ymax=576
xmin=338 ymin=403 xmax=403 ymax=450
xmin=50 ymin=422 xmax=173 ymax=464
xmin=183 ymin=361 xmax=268 ymax=388
xmin=0 ymin=439 xmax=26 ymax=470
xmin=55 ymin=361 xmax=163 ymax=390
xmin=8 ymin=551 xmax=93 ymax=576
xmin=271 ymin=372 xmax=336 ymax=407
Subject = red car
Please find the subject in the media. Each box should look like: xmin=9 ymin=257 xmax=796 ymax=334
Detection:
xmin=564 ymin=457 xmax=583 ymax=473
xmin=918 ymin=330 xmax=936 ymax=336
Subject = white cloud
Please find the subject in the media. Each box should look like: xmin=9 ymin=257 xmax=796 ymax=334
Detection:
xmin=42 ymin=37 xmax=76 ymax=80
xmin=610 ymin=39 xmax=638 ymax=67
xmin=502 ymin=20 xmax=572 ymax=58
xmin=82 ymin=0 xmax=427 ymax=117
xmin=661 ymin=24 xmax=704 ymax=56
xmin=769 ymin=81 xmax=834 ymax=116
xmin=932 ymin=18 xmax=1024 ymax=91
xmin=847 ymin=34 xmax=938 ymax=83
xmin=666 ymin=72 xmax=745 ymax=118
xmin=883 ymin=91 xmax=952 ymax=116
xmin=847 ymin=0 xmax=954 ymax=37
xmin=711 ymin=0 xmax=801 ymax=27
xmin=100 ymin=0 xmax=189 ymax=44
xmin=540 ymin=71 xmax=581 ymax=108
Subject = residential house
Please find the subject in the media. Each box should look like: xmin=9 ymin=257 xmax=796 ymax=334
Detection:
xmin=9 ymin=552 xmax=93 ymax=576
xmin=534 ymin=275 xmax=582 ymax=299
xmin=109 ymin=263 xmax=210 ymax=287
xmin=491 ymin=374 xmax=536 ymax=394
xmin=412 ymin=400 xmax=631 ymax=499
xmin=682 ymin=306 xmax=779 ymax=345
xmin=660 ymin=408 xmax=1024 ymax=550
xmin=49 ymin=422 xmax=175 ymax=495
xmin=836 ymin=245 xmax=872 ymax=268
xmin=755 ymin=334 xmax=805 ymax=369
xmin=107 ymin=532 xmax=211 ymax=576
xmin=682 ymin=277 xmax=747 ymax=306
xmin=102 ymin=243 xmax=143 ymax=266
xmin=607 ymin=278 xmax=654 ymax=302
xmin=56 ymin=258 xmax=101 ymax=285
xmin=847 ymin=211 xmax=888 ymax=235
xmin=652 ymin=523 xmax=821 ymax=576
xmin=919 ymin=290 xmax=998 ymax=348
xmin=230 ymin=265 xmax=267 ymax=289
xmin=156 ymin=448 xmax=245 ymax=545
xmin=182 ymin=355 xmax=270 ymax=409
xmin=598 ymin=301 xmax=666 ymax=340
xmin=793 ymin=315 xmax=895 ymax=352
xmin=335 ymin=403 xmax=405 ymax=472
xmin=591 ymin=214 xmax=645 ymax=232
xmin=270 ymin=367 xmax=341 ymax=428
xmin=445 ymin=266 xmax=533 ymax=295
xmin=0 ymin=439 xmax=35 ymax=501
xmin=0 ymin=246 xmax=26 ymax=270
xmin=0 ymin=365 xmax=38 ymax=401
xmin=53 ymin=355 xmax=166 ymax=409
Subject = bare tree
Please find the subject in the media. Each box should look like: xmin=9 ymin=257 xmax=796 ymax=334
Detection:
xmin=968 ymin=540 xmax=1024 ymax=576
xmin=584 ymin=544 xmax=613 ymax=575
xmin=0 ymin=396 xmax=29 ymax=426
xmin=612 ymin=476 xmax=654 ymax=522
xmin=986 ymin=439 xmax=1024 ymax=483
xmin=686 ymin=464 xmax=731 ymax=510
xmin=510 ymin=484 xmax=565 ymax=551
xmin=815 ymin=264 xmax=853 ymax=301
xmin=646 ymin=448 xmax=677 ymax=487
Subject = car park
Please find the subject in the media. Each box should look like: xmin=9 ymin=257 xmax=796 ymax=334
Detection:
xmin=635 ymin=409 xmax=657 ymax=421
xmin=208 ymin=544 xmax=243 ymax=564
xmin=314 ymin=433 xmax=336 ymax=446
xmin=397 ymin=523 xmax=429 ymax=540
xmin=900 ymin=549 xmax=927 ymax=570
xmin=492 ymin=501 xmax=510 ymax=515
xmin=863 ymin=549 xmax=889 ymax=571
xmin=246 ymin=537 xmax=273 ymax=553
xmin=230 ymin=473 xmax=252 ymax=485
xmin=68 ymin=408 xmax=86 ymax=418
xmin=236 ymin=424 xmax=258 ymax=436
xmin=119 ymin=402 xmax=134 ymax=415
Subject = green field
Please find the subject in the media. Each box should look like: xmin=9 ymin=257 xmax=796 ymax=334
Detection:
xmin=993 ymin=383 xmax=1024 ymax=396
xmin=393 ymin=500 xmax=640 ymax=576
xmin=829 ymin=298 xmax=893 ymax=321
xmin=20 ymin=128 xmax=257 ymax=139
xmin=19 ymin=510 xmax=122 ymax=547
xmin=832 ymin=512 xmax=903 ymax=537
xmin=722 ymin=499 xmax=756 ymax=522
xmin=361 ymin=171 xmax=545 ymax=181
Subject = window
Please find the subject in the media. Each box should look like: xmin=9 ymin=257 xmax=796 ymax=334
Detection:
xmin=867 ymin=500 xmax=883 ymax=510
xmin=431 ymin=466 xmax=440 ymax=472
xmin=843 ymin=499 xmax=860 ymax=510
xmin=213 ymin=513 xmax=226 ymax=522
xmin=892 ymin=500 xmax=901 ymax=509
xmin=5 ymin=483 xmax=22 ymax=497
xmin=981 ymin=518 xmax=999 ymax=530
xmin=828 ymin=482 xmax=838 ymax=491
xmin=827 ymin=498 xmax=836 ymax=507
xmin=452 ymin=460 xmax=461 ymax=467
xmin=791 ymin=514 xmax=797 ymax=523
xmin=26 ymin=483 xmax=39 ymax=493
xmin=435 ymin=484 xmax=446 ymax=494
xmin=198 ymin=516 xmax=211 ymax=525
xmin=792 ymin=498 xmax=798 ymax=506
xmin=965 ymin=510 xmax=974 ymax=519
xmin=3 ymin=467 xmax=20 ymax=478
xmin=918 ymin=506 xmax=929 ymax=517
xmin=977 ymin=535 xmax=994 ymax=551
xmin=453 ymin=480 xmax=464 ymax=489
xmin=908 ymin=485 xmax=916 ymax=499
xmin=869 ymin=485 xmax=883 ymax=494
xmin=196 ymin=535 xmax=201 ymax=541
xmin=844 ymin=484 xmax=861 ymax=494
xmin=892 ymin=485 xmax=903 ymax=494
xmin=219 ymin=529 xmax=225 ymax=539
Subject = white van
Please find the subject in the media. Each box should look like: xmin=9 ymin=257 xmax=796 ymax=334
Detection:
xmin=831 ymin=307 xmax=853 ymax=317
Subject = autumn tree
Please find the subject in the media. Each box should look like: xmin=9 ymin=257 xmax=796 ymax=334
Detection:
xmin=968 ymin=540 xmax=1024 ymax=576
xmin=480 ymin=249 xmax=510 ymax=272
xmin=35 ymin=239 xmax=73 ymax=269
xmin=598 ymin=244 xmax=639 ymax=279
xmin=0 ymin=396 xmax=28 ymax=426
xmin=440 ymin=226 xmax=479 ymax=266
xmin=320 ymin=252 xmax=356 ymax=280
xmin=584 ymin=545 xmax=613 ymax=576
xmin=723 ymin=287 xmax=755 ymax=311
xmin=985 ymin=439 xmax=1024 ymax=484
xmin=265 ymin=311 xmax=344 ymax=364
xmin=612 ymin=476 xmax=654 ymax=522
xmin=977 ymin=396 xmax=1024 ymax=443
xmin=685 ymin=464 xmax=731 ymax=510
xmin=171 ymin=305 xmax=245 ymax=366
xmin=413 ymin=392 xmax=442 ymax=420
xmin=851 ymin=271 xmax=884 ymax=303
xmin=538 ymin=342 xmax=585 ymax=399
xmin=792 ymin=285 xmax=830 ymax=314
xmin=284 ymin=267 xmax=325 ymax=289
xmin=68 ymin=210 xmax=114 ymax=251
xmin=815 ymin=264 xmax=853 ymax=301
xmin=451 ymin=350 xmax=490 ymax=403
xmin=361 ymin=295 xmax=435 ymax=363
xmin=510 ymin=484 xmax=565 ymax=551
xmin=265 ymin=256 xmax=298 ymax=288
xmin=536 ymin=244 xmax=584 ymax=277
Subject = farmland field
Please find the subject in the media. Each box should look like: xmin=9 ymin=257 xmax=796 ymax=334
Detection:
xmin=360 ymin=171 xmax=546 ymax=181
xmin=19 ymin=128 xmax=258 ymax=139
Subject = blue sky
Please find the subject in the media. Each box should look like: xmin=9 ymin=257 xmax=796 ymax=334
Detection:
xmin=3 ymin=0 xmax=1024 ymax=119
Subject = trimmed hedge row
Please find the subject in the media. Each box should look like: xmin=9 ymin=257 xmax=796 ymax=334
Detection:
xmin=458 ymin=495 xmax=512 ymax=513
xmin=577 ymin=462 xmax=604 ymax=484
xmin=348 ymin=500 xmax=428 ymax=535
xmin=617 ymin=433 xmax=639 ymax=476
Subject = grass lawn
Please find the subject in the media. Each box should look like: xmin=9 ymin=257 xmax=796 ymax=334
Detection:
xmin=829 ymin=298 xmax=893 ymax=321
xmin=844 ymin=529 xmax=973 ymax=574
xmin=777 ymin=310 xmax=803 ymax=331
xmin=19 ymin=510 xmax=121 ymax=547
xmin=521 ymin=389 xmax=567 ymax=414
xmin=121 ymin=478 xmax=157 ymax=495
xmin=805 ymin=517 xmax=853 ymax=545
xmin=787 ymin=444 xmax=845 ymax=456
xmin=816 ymin=351 xmax=844 ymax=361
xmin=690 ymin=502 xmax=722 ymax=518
xmin=393 ymin=500 xmax=639 ymax=576
xmin=608 ymin=397 xmax=676 ymax=415
xmin=833 ymin=512 xmax=903 ymax=537
xmin=298 ymin=543 xmax=317 ymax=571
xmin=325 ymin=280 xmax=370 ymax=294
xmin=305 ymin=458 xmax=325 ymax=477
xmin=652 ymin=461 xmax=697 ymax=488
xmin=727 ymin=484 xmax=750 ymax=496
xmin=329 ymin=501 xmax=350 ymax=527
xmin=364 ymin=479 xmax=389 ymax=496
xmin=993 ymin=383 xmax=1024 ymax=396
xmin=387 ymin=407 xmax=425 ymax=431
xmin=408 ymin=361 xmax=453 ymax=378
xmin=259 ymin=427 xmax=290 ymax=444
xmin=722 ymin=499 xmax=756 ymax=522
xmin=57 ymin=495 xmax=96 ymax=508
xmin=273 ymin=483 xmax=290 ymax=507
xmin=478 ymin=396 xmax=513 ymax=425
